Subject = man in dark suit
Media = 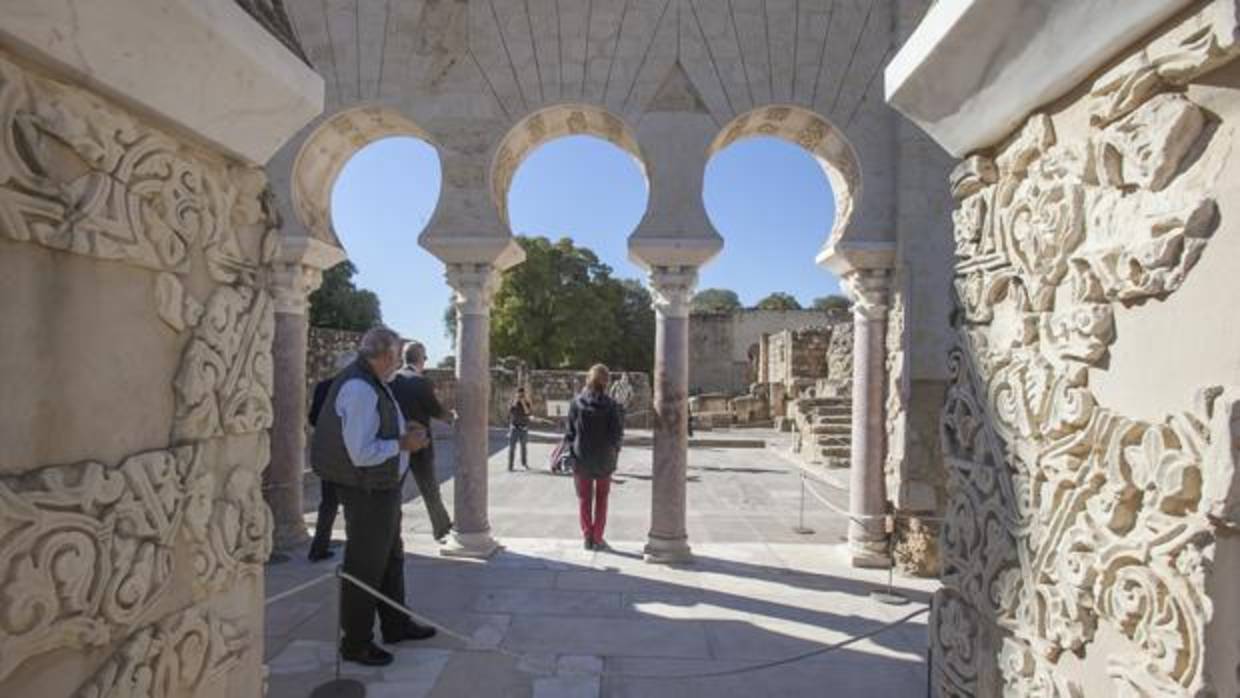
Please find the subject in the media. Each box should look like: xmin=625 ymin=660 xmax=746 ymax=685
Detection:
xmin=388 ymin=340 xmax=454 ymax=542
xmin=307 ymin=351 xmax=355 ymax=562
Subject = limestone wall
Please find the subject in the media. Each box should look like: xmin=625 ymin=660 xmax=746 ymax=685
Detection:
xmin=689 ymin=309 xmax=848 ymax=395
xmin=931 ymin=5 xmax=1240 ymax=695
xmin=0 ymin=51 xmax=272 ymax=697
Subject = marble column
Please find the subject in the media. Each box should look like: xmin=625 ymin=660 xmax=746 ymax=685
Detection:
xmin=843 ymin=268 xmax=893 ymax=568
xmin=266 ymin=236 xmax=345 ymax=555
xmin=644 ymin=266 xmax=698 ymax=564
xmin=441 ymin=263 xmax=501 ymax=558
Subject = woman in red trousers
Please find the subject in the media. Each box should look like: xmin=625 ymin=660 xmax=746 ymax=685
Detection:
xmin=564 ymin=364 xmax=624 ymax=550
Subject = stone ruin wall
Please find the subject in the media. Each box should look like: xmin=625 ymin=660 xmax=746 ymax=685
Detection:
xmin=306 ymin=328 xmax=651 ymax=429
xmin=689 ymin=308 xmax=849 ymax=395
xmin=932 ymin=4 xmax=1240 ymax=695
xmin=0 ymin=51 xmax=272 ymax=697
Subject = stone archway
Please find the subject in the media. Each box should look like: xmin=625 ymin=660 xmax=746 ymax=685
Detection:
xmin=488 ymin=103 xmax=649 ymax=231
xmin=708 ymin=104 xmax=861 ymax=252
xmin=706 ymin=105 xmax=891 ymax=567
xmin=264 ymin=105 xmax=441 ymax=554
xmin=291 ymin=105 xmax=438 ymax=245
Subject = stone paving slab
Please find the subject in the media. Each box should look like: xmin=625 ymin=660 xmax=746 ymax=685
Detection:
xmin=267 ymin=438 xmax=936 ymax=697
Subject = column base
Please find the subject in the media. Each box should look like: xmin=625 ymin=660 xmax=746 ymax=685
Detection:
xmin=643 ymin=535 xmax=693 ymax=564
xmin=849 ymin=539 xmax=892 ymax=569
xmin=440 ymin=530 xmax=501 ymax=559
xmin=271 ymin=522 xmax=311 ymax=557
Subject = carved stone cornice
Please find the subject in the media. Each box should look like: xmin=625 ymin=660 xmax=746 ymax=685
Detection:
xmin=648 ymin=266 xmax=698 ymax=319
xmin=446 ymin=263 xmax=501 ymax=317
xmin=842 ymin=269 xmax=893 ymax=321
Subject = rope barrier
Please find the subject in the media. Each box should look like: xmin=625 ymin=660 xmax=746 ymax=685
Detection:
xmin=796 ymin=470 xmax=946 ymax=526
xmin=268 ymin=568 xmax=932 ymax=678
xmin=333 ymin=567 xmax=929 ymax=680
xmin=264 ymin=572 xmax=335 ymax=606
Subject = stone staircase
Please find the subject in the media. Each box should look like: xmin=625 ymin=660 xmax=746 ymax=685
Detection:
xmin=790 ymin=395 xmax=853 ymax=468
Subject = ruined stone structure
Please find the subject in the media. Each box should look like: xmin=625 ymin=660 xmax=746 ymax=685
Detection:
xmin=890 ymin=0 xmax=1240 ymax=694
xmin=689 ymin=308 xmax=847 ymax=394
xmin=0 ymin=2 xmax=322 ymax=696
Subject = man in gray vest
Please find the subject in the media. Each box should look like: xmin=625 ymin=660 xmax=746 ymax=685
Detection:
xmin=310 ymin=326 xmax=436 ymax=667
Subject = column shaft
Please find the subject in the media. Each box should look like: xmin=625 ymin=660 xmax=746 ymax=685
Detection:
xmin=442 ymin=264 xmax=500 ymax=558
xmin=644 ymin=267 xmax=696 ymax=563
xmin=846 ymin=270 xmax=892 ymax=568
xmin=268 ymin=311 xmax=310 ymax=552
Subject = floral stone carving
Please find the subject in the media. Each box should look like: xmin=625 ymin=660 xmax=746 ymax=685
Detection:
xmin=934 ymin=46 xmax=1231 ymax=697
xmin=0 ymin=447 xmax=200 ymax=681
xmin=73 ymin=606 xmax=247 ymax=698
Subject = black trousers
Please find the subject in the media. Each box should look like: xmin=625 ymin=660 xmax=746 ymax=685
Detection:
xmin=410 ymin=449 xmax=451 ymax=540
xmin=308 ymin=479 xmax=339 ymax=556
xmin=337 ymin=484 xmax=408 ymax=650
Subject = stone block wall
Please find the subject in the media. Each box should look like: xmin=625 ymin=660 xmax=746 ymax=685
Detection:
xmin=689 ymin=309 xmax=848 ymax=395
xmin=306 ymin=326 xmax=365 ymax=391
xmin=931 ymin=5 xmax=1240 ymax=695
xmin=0 ymin=51 xmax=272 ymax=697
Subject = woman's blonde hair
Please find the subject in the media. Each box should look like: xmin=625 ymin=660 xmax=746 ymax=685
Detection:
xmin=586 ymin=364 xmax=610 ymax=393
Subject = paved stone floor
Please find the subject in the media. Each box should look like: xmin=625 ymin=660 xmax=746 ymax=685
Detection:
xmin=265 ymin=431 xmax=937 ymax=697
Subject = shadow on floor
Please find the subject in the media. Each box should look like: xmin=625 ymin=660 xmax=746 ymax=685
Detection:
xmin=265 ymin=543 xmax=932 ymax=698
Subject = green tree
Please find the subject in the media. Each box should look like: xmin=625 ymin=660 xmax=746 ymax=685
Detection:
xmin=444 ymin=237 xmax=656 ymax=370
xmin=308 ymin=260 xmax=383 ymax=331
xmin=755 ymin=292 xmax=803 ymax=310
xmin=692 ymin=288 xmax=742 ymax=314
xmin=812 ymin=294 xmax=852 ymax=312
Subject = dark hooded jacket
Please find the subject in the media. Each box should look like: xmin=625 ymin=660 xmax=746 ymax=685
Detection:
xmin=565 ymin=390 xmax=624 ymax=479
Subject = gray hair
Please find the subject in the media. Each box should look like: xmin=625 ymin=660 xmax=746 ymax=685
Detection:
xmin=357 ymin=326 xmax=402 ymax=360
xmin=403 ymin=340 xmax=427 ymax=365
xmin=333 ymin=351 xmax=357 ymax=372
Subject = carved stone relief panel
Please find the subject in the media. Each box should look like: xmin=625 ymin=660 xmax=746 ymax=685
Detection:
xmin=933 ymin=6 xmax=1239 ymax=695
xmin=0 ymin=50 xmax=275 ymax=697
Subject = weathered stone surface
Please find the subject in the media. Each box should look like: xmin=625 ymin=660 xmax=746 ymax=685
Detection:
xmin=919 ymin=5 xmax=1240 ymax=693
xmin=0 ymin=48 xmax=273 ymax=697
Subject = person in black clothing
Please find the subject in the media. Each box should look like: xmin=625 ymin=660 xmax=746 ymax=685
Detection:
xmin=310 ymin=327 xmax=435 ymax=667
xmin=565 ymin=364 xmax=624 ymax=551
xmin=508 ymin=387 xmax=533 ymax=471
xmin=388 ymin=341 xmax=454 ymax=542
xmin=307 ymin=351 xmax=355 ymax=562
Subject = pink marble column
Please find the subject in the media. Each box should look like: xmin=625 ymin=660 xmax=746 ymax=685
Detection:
xmin=441 ymin=263 xmax=501 ymax=558
xmin=843 ymin=268 xmax=894 ymax=568
xmin=644 ymin=266 xmax=697 ymax=563
xmin=266 ymin=237 xmax=344 ymax=555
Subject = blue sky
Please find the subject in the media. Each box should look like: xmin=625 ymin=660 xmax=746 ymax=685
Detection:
xmin=330 ymin=135 xmax=839 ymax=363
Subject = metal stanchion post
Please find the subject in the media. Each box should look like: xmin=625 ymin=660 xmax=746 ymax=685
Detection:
xmin=310 ymin=566 xmax=365 ymax=698
xmin=793 ymin=475 xmax=814 ymax=535
xmin=869 ymin=515 xmax=909 ymax=606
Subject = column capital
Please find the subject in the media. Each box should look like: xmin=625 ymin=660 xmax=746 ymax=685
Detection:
xmin=446 ymin=263 xmax=502 ymax=316
xmin=648 ymin=266 xmax=699 ymax=318
xmin=269 ymin=236 xmax=346 ymax=315
xmin=842 ymin=268 xmax=893 ymax=321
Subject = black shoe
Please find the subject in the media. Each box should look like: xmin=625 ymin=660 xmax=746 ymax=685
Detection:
xmin=593 ymin=539 xmax=610 ymax=552
xmin=341 ymin=643 xmax=394 ymax=666
xmin=383 ymin=622 xmax=437 ymax=644
xmin=584 ymin=537 xmax=594 ymax=551
xmin=307 ymin=548 xmax=334 ymax=562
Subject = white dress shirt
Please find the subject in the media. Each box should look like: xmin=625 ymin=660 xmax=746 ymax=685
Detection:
xmin=335 ymin=378 xmax=409 ymax=475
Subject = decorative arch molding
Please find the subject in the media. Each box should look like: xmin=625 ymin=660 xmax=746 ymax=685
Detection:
xmin=708 ymin=105 xmax=861 ymax=255
xmin=290 ymin=105 xmax=437 ymax=247
xmin=488 ymin=104 xmax=648 ymax=230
